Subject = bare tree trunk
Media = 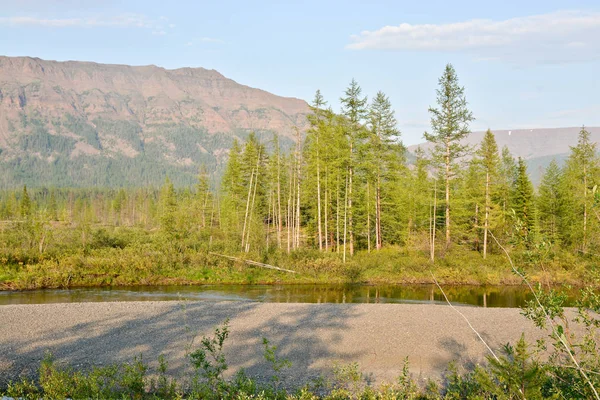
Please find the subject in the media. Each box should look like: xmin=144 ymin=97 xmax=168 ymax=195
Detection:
xmin=483 ymin=171 xmax=490 ymax=259
xmin=209 ymin=197 xmax=216 ymax=248
xmin=317 ymin=136 xmax=323 ymax=251
xmin=583 ymin=165 xmax=588 ymax=252
xmin=445 ymin=139 xmax=451 ymax=247
xmin=324 ymin=168 xmax=329 ymax=251
xmin=474 ymin=203 xmax=479 ymax=252
xmin=241 ymin=168 xmax=255 ymax=250
xmin=295 ymin=128 xmax=302 ymax=249
xmin=349 ymin=160 xmax=354 ymax=256
xmin=343 ymin=174 xmax=348 ymax=263
xmin=245 ymin=156 xmax=260 ymax=253
xmin=336 ymin=173 xmax=340 ymax=254
xmin=429 ymin=199 xmax=432 ymax=260
xmin=431 ymin=180 xmax=437 ymax=262
xmin=376 ymin=174 xmax=382 ymax=250
xmin=367 ymin=182 xmax=371 ymax=253
xmin=287 ymin=158 xmax=293 ymax=253
xmin=266 ymin=190 xmax=272 ymax=249
xmin=277 ymin=144 xmax=282 ymax=249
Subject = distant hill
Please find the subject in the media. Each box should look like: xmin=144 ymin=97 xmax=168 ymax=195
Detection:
xmin=408 ymin=127 xmax=600 ymax=184
xmin=0 ymin=56 xmax=595 ymax=188
xmin=0 ymin=56 xmax=309 ymax=187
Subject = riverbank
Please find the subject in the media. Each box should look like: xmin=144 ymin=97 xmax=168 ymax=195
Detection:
xmin=1 ymin=243 xmax=595 ymax=291
xmin=0 ymin=301 xmax=546 ymax=389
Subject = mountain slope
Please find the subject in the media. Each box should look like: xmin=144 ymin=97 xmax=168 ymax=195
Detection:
xmin=0 ymin=56 xmax=309 ymax=187
xmin=408 ymin=127 xmax=600 ymax=184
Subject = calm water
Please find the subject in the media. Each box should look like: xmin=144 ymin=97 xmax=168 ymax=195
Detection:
xmin=0 ymin=284 xmax=582 ymax=307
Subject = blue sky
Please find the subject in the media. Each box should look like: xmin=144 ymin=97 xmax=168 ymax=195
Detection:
xmin=1 ymin=0 xmax=600 ymax=145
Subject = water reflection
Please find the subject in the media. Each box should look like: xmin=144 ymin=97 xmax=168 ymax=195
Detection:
xmin=0 ymin=284 xmax=582 ymax=308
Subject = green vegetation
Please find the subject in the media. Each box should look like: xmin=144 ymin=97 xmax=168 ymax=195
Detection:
xmin=1 ymin=64 xmax=600 ymax=289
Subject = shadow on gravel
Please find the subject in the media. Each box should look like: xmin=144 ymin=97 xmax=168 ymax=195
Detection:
xmin=0 ymin=301 xmax=362 ymax=388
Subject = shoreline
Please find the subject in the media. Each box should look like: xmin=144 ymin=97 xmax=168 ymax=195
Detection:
xmin=1 ymin=278 xmax=591 ymax=292
xmin=0 ymin=301 xmax=547 ymax=387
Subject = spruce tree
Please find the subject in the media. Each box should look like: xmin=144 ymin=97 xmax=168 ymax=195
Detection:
xmin=424 ymin=64 xmax=474 ymax=247
xmin=537 ymin=159 xmax=563 ymax=243
xmin=340 ymin=79 xmax=368 ymax=256
xmin=306 ymin=90 xmax=327 ymax=250
xmin=367 ymin=91 xmax=403 ymax=250
xmin=20 ymin=185 xmax=32 ymax=218
xmin=477 ymin=130 xmax=500 ymax=258
xmin=498 ymin=146 xmax=517 ymax=238
xmin=561 ymin=126 xmax=599 ymax=251
xmin=512 ymin=158 xmax=535 ymax=242
xmin=159 ymin=178 xmax=177 ymax=239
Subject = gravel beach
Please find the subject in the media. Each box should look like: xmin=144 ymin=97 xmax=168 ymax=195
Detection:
xmin=0 ymin=301 xmax=545 ymax=387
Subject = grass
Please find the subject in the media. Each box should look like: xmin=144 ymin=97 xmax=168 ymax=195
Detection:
xmin=0 ymin=225 xmax=597 ymax=290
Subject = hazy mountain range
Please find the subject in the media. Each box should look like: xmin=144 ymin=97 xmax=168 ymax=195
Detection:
xmin=0 ymin=56 xmax=308 ymax=187
xmin=408 ymin=127 xmax=600 ymax=184
xmin=0 ymin=56 xmax=596 ymax=187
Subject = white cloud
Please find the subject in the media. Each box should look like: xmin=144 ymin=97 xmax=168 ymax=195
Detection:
xmin=547 ymin=105 xmax=600 ymax=121
xmin=186 ymin=37 xmax=225 ymax=46
xmin=0 ymin=13 xmax=174 ymax=33
xmin=347 ymin=10 xmax=600 ymax=64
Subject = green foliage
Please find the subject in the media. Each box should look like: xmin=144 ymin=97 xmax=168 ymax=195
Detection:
xmin=424 ymin=64 xmax=475 ymax=247
xmin=511 ymin=158 xmax=535 ymax=244
xmin=189 ymin=319 xmax=230 ymax=395
xmin=537 ymin=159 xmax=563 ymax=243
xmin=484 ymin=335 xmax=546 ymax=399
xmin=262 ymin=337 xmax=292 ymax=391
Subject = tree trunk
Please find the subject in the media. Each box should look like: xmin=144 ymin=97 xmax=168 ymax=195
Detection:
xmin=367 ymin=182 xmax=371 ymax=253
xmin=245 ymin=158 xmax=260 ymax=253
xmin=317 ymin=139 xmax=323 ymax=251
xmin=336 ymin=173 xmax=340 ymax=254
xmin=343 ymin=174 xmax=348 ymax=263
xmin=583 ymin=165 xmax=588 ymax=252
xmin=474 ymin=203 xmax=479 ymax=252
xmin=348 ymin=137 xmax=354 ymax=256
xmin=287 ymin=160 xmax=292 ymax=254
xmin=295 ymin=129 xmax=302 ymax=249
xmin=483 ymin=171 xmax=489 ymax=259
xmin=241 ymin=168 xmax=255 ymax=250
xmin=277 ymin=148 xmax=282 ymax=249
xmin=324 ymin=169 xmax=329 ymax=251
xmin=376 ymin=175 xmax=382 ymax=250
xmin=445 ymin=139 xmax=451 ymax=247
xmin=431 ymin=180 xmax=437 ymax=262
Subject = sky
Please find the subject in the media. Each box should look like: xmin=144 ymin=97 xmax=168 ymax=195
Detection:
xmin=1 ymin=0 xmax=600 ymax=145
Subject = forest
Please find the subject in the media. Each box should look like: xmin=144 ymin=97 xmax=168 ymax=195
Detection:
xmin=0 ymin=63 xmax=599 ymax=289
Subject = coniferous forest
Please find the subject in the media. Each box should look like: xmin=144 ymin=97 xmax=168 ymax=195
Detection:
xmin=1 ymin=63 xmax=599 ymax=289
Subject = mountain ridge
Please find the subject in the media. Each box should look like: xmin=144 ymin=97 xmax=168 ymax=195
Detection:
xmin=0 ymin=55 xmax=309 ymax=187
xmin=407 ymin=126 xmax=600 ymax=184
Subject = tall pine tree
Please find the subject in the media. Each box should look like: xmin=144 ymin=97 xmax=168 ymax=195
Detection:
xmin=424 ymin=64 xmax=474 ymax=247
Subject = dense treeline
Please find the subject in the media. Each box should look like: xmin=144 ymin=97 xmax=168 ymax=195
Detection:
xmin=1 ymin=63 xmax=599 ymax=288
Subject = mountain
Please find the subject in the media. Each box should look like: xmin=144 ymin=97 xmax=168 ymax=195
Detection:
xmin=0 ymin=56 xmax=309 ymax=187
xmin=408 ymin=127 xmax=600 ymax=184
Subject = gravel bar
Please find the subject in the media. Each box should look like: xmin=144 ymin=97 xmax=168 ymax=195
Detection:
xmin=0 ymin=301 xmax=544 ymax=386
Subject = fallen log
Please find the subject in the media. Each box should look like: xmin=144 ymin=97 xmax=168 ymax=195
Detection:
xmin=209 ymin=252 xmax=298 ymax=274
